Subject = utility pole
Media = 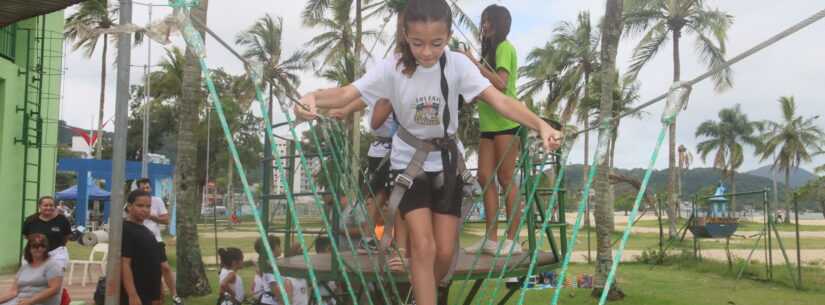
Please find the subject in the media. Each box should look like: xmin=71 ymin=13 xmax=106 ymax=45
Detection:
xmin=104 ymin=1 xmax=132 ymax=305
xmin=141 ymin=4 xmax=154 ymax=178
xmin=351 ymin=0 xmax=363 ymax=179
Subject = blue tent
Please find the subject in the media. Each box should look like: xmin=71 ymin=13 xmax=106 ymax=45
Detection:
xmin=56 ymin=182 xmax=111 ymax=201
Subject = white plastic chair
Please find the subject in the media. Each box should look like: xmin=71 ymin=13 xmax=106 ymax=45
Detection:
xmin=68 ymin=243 xmax=108 ymax=286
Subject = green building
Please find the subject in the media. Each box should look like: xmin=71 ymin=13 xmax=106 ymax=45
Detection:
xmin=0 ymin=12 xmax=65 ymax=271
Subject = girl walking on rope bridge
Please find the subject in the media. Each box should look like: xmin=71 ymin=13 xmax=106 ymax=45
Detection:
xmin=294 ymin=0 xmax=562 ymax=304
xmin=461 ymin=4 xmax=525 ymax=256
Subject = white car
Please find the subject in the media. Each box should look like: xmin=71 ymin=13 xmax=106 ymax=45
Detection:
xmin=201 ymin=205 xmax=228 ymax=217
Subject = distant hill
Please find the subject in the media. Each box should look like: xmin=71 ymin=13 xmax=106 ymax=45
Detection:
xmin=560 ymin=165 xmax=789 ymax=208
xmin=746 ymin=165 xmax=816 ymax=188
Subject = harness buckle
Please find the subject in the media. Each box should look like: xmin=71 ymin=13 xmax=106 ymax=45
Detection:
xmin=394 ymin=173 xmax=414 ymax=189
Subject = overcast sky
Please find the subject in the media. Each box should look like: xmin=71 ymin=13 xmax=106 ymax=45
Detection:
xmin=59 ymin=0 xmax=825 ymax=172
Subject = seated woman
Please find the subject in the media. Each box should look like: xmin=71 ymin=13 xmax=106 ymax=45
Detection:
xmin=0 ymin=234 xmax=64 ymax=305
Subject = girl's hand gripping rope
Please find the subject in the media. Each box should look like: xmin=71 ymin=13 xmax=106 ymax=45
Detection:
xmin=538 ymin=121 xmax=563 ymax=152
xmin=294 ymin=92 xmax=319 ymax=121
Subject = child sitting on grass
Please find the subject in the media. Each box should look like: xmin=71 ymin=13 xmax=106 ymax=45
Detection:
xmin=217 ymin=247 xmax=244 ymax=305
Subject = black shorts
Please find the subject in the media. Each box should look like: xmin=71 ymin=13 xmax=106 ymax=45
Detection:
xmin=390 ymin=171 xmax=464 ymax=218
xmin=158 ymin=241 xmax=168 ymax=263
xmin=367 ymin=156 xmax=391 ymax=194
xmin=480 ymin=126 xmax=521 ymax=140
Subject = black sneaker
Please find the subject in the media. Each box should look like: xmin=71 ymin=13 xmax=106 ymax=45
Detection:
xmin=172 ymin=295 xmax=184 ymax=305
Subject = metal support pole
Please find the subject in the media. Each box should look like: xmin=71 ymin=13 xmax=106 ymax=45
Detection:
xmin=285 ymin=140 xmax=296 ymax=248
xmin=104 ymin=1 xmax=131 ymax=304
xmin=692 ymin=196 xmax=698 ymax=259
xmin=140 ymin=5 xmax=152 ymax=177
xmin=793 ymin=192 xmax=802 ymax=288
xmin=262 ymin=127 xmax=271 ymax=233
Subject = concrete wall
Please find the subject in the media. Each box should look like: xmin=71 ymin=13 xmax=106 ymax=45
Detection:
xmin=0 ymin=11 xmax=64 ymax=271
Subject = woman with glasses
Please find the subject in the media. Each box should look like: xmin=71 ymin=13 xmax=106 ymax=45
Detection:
xmin=0 ymin=234 xmax=64 ymax=305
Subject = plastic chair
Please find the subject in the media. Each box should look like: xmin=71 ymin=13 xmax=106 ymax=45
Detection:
xmin=68 ymin=243 xmax=108 ymax=286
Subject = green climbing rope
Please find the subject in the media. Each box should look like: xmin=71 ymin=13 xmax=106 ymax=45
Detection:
xmin=598 ymin=123 xmax=668 ymax=304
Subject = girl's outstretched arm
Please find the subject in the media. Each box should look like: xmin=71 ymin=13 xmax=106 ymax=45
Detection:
xmin=477 ymin=86 xmax=563 ymax=151
xmin=294 ymin=85 xmax=361 ymax=120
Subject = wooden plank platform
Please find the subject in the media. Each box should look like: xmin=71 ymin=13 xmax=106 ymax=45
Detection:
xmin=277 ymin=250 xmax=558 ymax=281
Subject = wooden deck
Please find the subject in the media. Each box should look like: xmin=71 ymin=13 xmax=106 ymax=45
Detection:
xmin=277 ymin=250 xmax=559 ymax=281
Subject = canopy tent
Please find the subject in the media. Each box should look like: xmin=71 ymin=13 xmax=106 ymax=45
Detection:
xmin=56 ymin=181 xmax=111 ymax=201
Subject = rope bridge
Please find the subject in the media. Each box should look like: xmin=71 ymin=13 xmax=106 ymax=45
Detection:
xmin=161 ymin=1 xmax=825 ymax=304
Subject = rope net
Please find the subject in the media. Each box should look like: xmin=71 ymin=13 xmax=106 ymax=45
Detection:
xmin=163 ymin=1 xmax=825 ymax=304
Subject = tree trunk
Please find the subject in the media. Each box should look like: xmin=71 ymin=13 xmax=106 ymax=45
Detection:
xmin=666 ymin=30 xmax=682 ymax=239
xmin=784 ymin=168 xmax=791 ymax=224
xmin=730 ymin=170 xmax=737 ymax=213
xmin=95 ymin=34 xmax=108 ymax=160
xmin=592 ymin=0 xmax=624 ymax=300
xmin=583 ymin=112 xmax=591 ymax=263
xmin=175 ymin=0 xmax=211 ymax=296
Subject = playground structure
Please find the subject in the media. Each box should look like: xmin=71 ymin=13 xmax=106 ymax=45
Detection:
xmin=260 ymin=119 xmax=569 ymax=305
xmin=89 ymin=1 xmax=825 ymax=305
xmin=688 ymin=183 xmax=740 ymax=239
xmin=652 ymin=187 xmax=805 ymax=289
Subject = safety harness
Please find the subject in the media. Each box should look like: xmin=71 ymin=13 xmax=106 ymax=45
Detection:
xmin=380 ymin=54 xmax=476 ymax=283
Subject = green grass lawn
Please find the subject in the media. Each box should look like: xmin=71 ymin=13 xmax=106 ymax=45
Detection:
xmin=66 ymin=220 xmax=825 ymax=264
xmin=61 ymin=219 xmax=825 ymax=305
xmin=172 ymin=260 xmax=825 ymax=305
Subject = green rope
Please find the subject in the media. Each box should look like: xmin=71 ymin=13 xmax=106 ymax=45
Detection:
xmin=481 ymin=149 xmax=551 ymax=305
xmin=454 ymin=127 xmax=527 ymax=296
xmin=267 ymin=105 xmax=369 ymax=305
xmin=514 ymin=140 xmax=573 ymax=305
xmin=174 ymin=7 xmax=293 ymax=304
xmin=551 ymin=122 xmax=611 ymax=305
xmin=321 ymin=120 xmax=412 ymax=304
xmin=598 ymin=124 xmax=668 ymax=304
xmin=304 ymin=118 xmax=399 ymax=305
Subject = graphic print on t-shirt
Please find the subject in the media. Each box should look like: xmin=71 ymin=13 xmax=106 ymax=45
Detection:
xmin=413 ymin=95 xmax=441 ymax=126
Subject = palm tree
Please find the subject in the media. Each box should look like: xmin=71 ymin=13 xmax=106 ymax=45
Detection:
xmin=623 ymin=0 xmax=733 ymax=238
xmin=552 ymin=11 xmax=599 ymax=126
xmin=695 ymin=105 xmax=762 ymax=210
xmin=519 ymin=43 xmax=571 ymax=118
xmin=236 ymin=14 xmax=306 ymax=111
xmin=677 ymin=144 xmax=693 ymax=217
xmin=757 ymin=96 xmax=825 ymax=223
xmin=147 ymin=47 xmax=186 ymax=101
xmin=64 ymin=0 xmax=115 ymax=159
xmin=592 ymin=0 xmax=624 ymax=298
xmin=175 ymin=0 xmax=211 ymax=296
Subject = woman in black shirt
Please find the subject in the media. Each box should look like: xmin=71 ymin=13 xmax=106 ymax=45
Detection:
xmin=21 ymin=196 xmax=72 ymax=269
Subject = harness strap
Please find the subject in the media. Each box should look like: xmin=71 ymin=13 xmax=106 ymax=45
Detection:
xmin=378 ymin=53 xmax=472 ymax=285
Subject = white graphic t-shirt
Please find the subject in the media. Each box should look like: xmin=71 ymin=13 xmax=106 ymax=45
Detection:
xmin=353 ymin=50 xmax=491 ymax=171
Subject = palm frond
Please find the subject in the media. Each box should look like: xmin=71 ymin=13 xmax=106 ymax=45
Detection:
xmin=626 ymin=21 xmax=669 ymax=81
xmin=691 ymin=27 xmax=732 ymax=90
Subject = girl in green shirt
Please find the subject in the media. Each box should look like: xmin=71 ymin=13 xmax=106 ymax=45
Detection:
xmin=461 ymin=4 xmax=524 ymax=255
